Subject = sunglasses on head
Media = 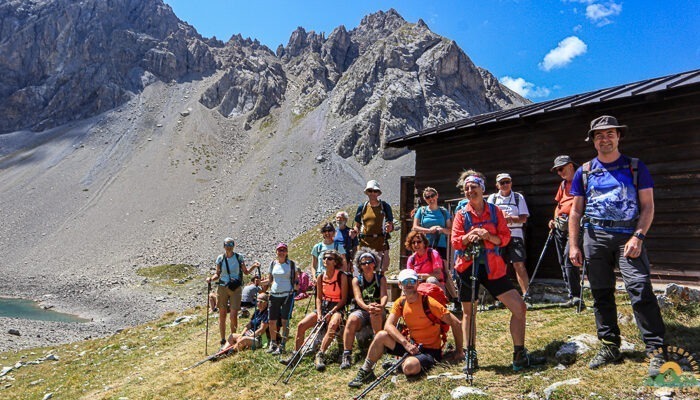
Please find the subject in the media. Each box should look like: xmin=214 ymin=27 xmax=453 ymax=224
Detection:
xmin=401 ymin=278 xmax=418 ymax=286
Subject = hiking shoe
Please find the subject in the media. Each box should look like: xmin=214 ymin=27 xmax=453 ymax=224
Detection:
xmin=648 ymin=352 xmax=666 ymax=377
xmin=314 ymin=351 xmax=326 ymax=372
xmin=561 ymin=297 xmax=585 ymax=309
xmin=272 ymin=345 xmax=282 ymax=356
xmin=513 ymin=348 xmax=546 ymax=371
xmin=348 ymin=368 xmax=377 ymax=388
xmin=266 ymin=342 xmax=278 ymax=354
xmin=462 ymin=347 xmax=479 ymax=373
xmin=340 ymin=352 xmax=352 ymax=369
xmin=588 ymin=343 xmax=622 ymax=369
xmin=279 ymin=351 xmax=298 ymax=366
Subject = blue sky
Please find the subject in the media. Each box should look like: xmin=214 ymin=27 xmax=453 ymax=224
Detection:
xmin=164 ymin=0 xmax=699 ymax=101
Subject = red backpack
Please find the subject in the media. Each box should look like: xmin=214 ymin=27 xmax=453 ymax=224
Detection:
xmin=398 ymin=282 xmax=450 ymax=349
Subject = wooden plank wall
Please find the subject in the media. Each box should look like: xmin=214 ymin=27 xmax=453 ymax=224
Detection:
xmin=408 ymin=90 xmax=700 ymax=284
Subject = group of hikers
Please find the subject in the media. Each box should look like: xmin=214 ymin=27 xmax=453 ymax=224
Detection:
xmin=202 ymin=115 xmax=668 ymax=389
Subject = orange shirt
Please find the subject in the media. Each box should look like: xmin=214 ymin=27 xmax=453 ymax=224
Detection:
xmin=390 ymin=294 xmax=449 ymax=350
xmin=554 ymin=180 xmax=574 ymax=218
xmin=322 ymin=269 xmax=342 ymax=302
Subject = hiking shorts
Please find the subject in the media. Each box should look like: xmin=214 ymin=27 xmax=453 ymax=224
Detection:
xmin=349 ymin=308 xmax=386 ymax=328
xmin=388 ymin=342 xmax=442 ymax=372
xmin=268 ymin=294 xmax=294 ymax=321
xmin=217 ymin=285 xmax=242 ymax=311
xmin=457 ymin=266 xmax=514 ymax=302
xmin=504 ymin=237 xmax=527 ymax=263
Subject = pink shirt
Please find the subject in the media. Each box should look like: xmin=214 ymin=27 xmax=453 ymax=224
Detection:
xmin=407 ymin=248 xmax=444 ymax=282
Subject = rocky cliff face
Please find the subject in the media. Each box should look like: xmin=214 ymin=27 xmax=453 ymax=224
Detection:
xmin=0 ymin=0 xmax=216 ymax=133
xmin=1 ymin=2 xmax=528 ymax=164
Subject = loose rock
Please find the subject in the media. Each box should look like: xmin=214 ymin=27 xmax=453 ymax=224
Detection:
xmin=543 ymin=378 xmax=581 ymax=399
xmin=451 ymin=386 xmax=488 ymax=398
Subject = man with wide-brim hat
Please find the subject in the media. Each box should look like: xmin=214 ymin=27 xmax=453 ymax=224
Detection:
xmin=547 ymin=155 xmax=583 ymax=309
xmin=352 ymin=180 xmax=394 ymax=273
xmin=568 ymin=115 xmax=666 ymax=376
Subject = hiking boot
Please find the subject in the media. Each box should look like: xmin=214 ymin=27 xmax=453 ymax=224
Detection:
xmin=314 ymin=351 xmax=326 ymax=372
xmin=340 ymin=352 xmax=352 ymax=369
xmin=648 ymin=352 xmax=666 ymax=377
xmin=561 ymin=297 xmax=585 ymax=309
xmin=348 ymin=368 xmax=377 ymax=388
xmin=513 ymin=348 xmax=546 ymax=371
xmin=462 ymin=347 xmax=479 ymax=373
xmin=279 ymin=351 xmax=298 ymax=366
xmin=266 ymin=341 xmax=278 ymax=354
xmin=588 ymin=342 xmax=622 ymax=369
xmin=219 ymin=338 xmax=227 ymax=350
xmin=272 ymin=345 xmax=282 ymax=356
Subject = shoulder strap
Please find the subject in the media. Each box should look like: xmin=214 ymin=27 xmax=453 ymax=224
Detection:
xmin=421 ymin=295 xmax=440 ymax=325
xmin=440 ymin=207 xmax=449 ymax=223
xmin=419 ymin=206 xmax=426 ymax=226
xmin=487 ymin=193 xmax=496 ymax=204
xmin=461 ymin=207 xmax=473 ymax=232
xmin=514 ymin=192 xmax=520 ymax=208
xmin=630 ymin=157 xmax=639 ymax=191
xmin=234 ymin=253 xmax=243 ymax=280
xmin=290 ymin=260 xmax=296 ymax=284
xmin=582 ymin=161 xmax=592 ymax=192
xmin=269 ymin=260 xmax=275 ymax=275
xmin=487 ymin=202 xmax=499 ymax=226
xmin=334 ymin=241 xmax=339 ymax=251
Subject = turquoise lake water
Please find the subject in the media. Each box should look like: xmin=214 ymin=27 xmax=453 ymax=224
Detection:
xmin=0 ymin=298 xmax=89 ymax=323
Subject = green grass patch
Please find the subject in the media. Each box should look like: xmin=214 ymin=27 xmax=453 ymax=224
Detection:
xmin=137 ymin=264 xmax=198 ymax=287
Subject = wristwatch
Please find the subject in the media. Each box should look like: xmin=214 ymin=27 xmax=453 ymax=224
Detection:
xmin=633 ymin=232 xmax=646 ymax=240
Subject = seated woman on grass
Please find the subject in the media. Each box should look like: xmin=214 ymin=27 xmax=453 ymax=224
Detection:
xmin=222 ymin=292 xmax=270 ymax=352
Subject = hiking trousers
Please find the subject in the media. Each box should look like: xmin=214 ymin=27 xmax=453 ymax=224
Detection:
xmin=583 ymin=227 xmax=665 ymax=353
xmin=552 ymin=228 xmax=582 ymax=299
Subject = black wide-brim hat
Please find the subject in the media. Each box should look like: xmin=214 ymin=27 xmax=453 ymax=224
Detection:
xmin=586 ymin=115 xmax=628 ymax=141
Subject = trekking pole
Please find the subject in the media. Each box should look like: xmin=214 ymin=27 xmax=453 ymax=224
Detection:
xmin=275 ymin=316 xmax=327 ymax=384
xmin=578 ymin=258 xmax=588 ymax=314
xmin=465 ymin=242 xmax=481 ymax=385
xmin=523 ymin=230 xmax=554 ymax=298
xmin=353 ymin=347 xmax=418 ymax=400
xmin=205 ymin=281 xmax=211 ymax=356
xmin=283 ymin=318 xmax=327 ymax=384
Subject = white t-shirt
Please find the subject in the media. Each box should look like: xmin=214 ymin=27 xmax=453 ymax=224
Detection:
xmin=487 ymin=192 xmax=529 ymax=240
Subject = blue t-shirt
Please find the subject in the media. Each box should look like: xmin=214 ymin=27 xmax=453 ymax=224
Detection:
xmin=570 ymin=155 xmax=653 ymax=233
xmin=311 ymin=241 xmax=346 ymax=276
xmin=334 ymin=226 xmax=359 ymax=257
xmin=250 ymin=308 xmax=269 ymax=331
xmin=414 ymin=206 xmax=451 ymax=248
xmin=216 ymin=253 xmax=244 ymax=285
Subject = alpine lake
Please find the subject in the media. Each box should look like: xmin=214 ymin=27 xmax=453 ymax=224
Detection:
xmin=0 ymin=297 xmax=89 ymax=323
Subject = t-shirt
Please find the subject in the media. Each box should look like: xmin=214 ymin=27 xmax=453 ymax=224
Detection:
xmin=269 ymin=260 xmax=294 ymax=296
xmin=570 ymin=155 xmax=653 ymax=234
xmin=241 ymin=284 xmax=260 ymax=304
xmin=390 ymin=294 xmax=449 ymax=350
xmin=407 ymin=249 xmax=444 ymax=282
xmin=554 ymin=180 xmax=574 ymax=218
xmin=215 ymin=253 xmax=244 ymax=285
xmin=250 ymin=308 xmax=269 ymax=331
xmin=487 ymin=192 xmax=529 ymax=239
xmin=334 ymin=226 xmax=359 ymax=260
xmin=311 ymin=241 xmax=346 ymax=276
xmin=414 ymin=206 xmax=450 ymax=248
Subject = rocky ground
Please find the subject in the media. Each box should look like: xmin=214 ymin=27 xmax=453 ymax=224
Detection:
xmin=0 ymin=73 xmax=413 ymax=352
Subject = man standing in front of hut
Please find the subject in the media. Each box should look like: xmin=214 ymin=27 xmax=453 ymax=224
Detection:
xmin=548 ymin=155 xmax=583 ymax=309
xmin=568 ymin=115 xmax=666 ymax=377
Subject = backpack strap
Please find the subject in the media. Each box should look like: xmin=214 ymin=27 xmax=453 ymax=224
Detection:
xmin=630 ymin=157 xmax=639 ymax=191
xmin=234 ymin=253 xmax=243 ymax=281
xmin=486 ymin=193 xmax=496 ymax=204
xmin=269 ymin=260 xmax=275 ymax=276
xmin=290 ymin=260 xmax=297 ymax=286
xmin=582 ymin=160 xmax=592 ymax=193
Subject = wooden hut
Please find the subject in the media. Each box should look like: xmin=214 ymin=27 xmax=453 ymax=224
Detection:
xmin=387 ymin=69 xmax=700 ymax=284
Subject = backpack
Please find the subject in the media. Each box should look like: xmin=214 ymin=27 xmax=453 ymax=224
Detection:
xmin=487 ymin=192 xmax=521 ymax=209
xmin=397 ymin=282 xmax=449 ymax=349
xmin=455 ymin=202 xmax=501 ymax=273
xmin=357 ymin=271 xmax=383 ymax=305
xmin=268 ymin=259 xmax=296 ymax=291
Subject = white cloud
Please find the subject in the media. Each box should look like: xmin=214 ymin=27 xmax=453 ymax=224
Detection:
xmin=573 ymin=24 xmax=583 ymax=33
xmin=586 ymin=2 xmax=622 ymax=26
xmin=539 ymin=36 xmax=588 ymax=71
xmin=500 ymin=76 xmax=551 ymax=99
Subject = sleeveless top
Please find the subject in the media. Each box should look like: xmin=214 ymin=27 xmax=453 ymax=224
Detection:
xmin=322 ymin=269 xmax=342 ymax=303
xmin=358 ymin=272 xmax=381 ymax=304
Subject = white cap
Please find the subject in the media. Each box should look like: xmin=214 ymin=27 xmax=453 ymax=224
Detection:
xmin=397 ymin=268 xmax=418 ymax=282
xmin=496 ymin=173 xmax=511 ymax=183
xmin=364 ymin=180 xmax=381 ymax=194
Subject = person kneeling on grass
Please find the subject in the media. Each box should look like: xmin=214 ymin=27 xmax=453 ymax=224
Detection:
xmin=340 ymin=249 xmax=388 ymax=369
xmin=281 ymin=250 xmax=348 ymax=371
xmin=222 ymin=293 xmax=270 ymax=352
xmin=348 ymin=269 xmax=464 ymax=388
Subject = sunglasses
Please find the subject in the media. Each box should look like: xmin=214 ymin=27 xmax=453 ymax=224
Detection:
xmin=424 ymin=193 xmax=437 ymax=199
xmin=411 ymin=240 xmax=423 ymax=245
xmin=556 ymin=167 xmax=565 ymax=173
xmin=499 ymin=180 xmax=512 ymax=184
xmin=366 ymin=189 xmax=380 ymax=193
xmin=323 ymin=256 xmax=335 ymax=261
xmin=224 ymin=243 xmax=235 ymax=247
xmin=360 ymin=260 xmax=375 ymax=266
xmin=401 ymin=278 xmax=418 ymax=286
xmin=321 ymin=229 xmax=334 ymax=233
